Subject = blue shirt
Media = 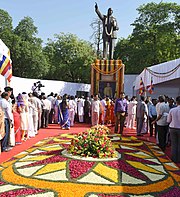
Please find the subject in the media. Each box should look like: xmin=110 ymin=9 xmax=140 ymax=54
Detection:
xmin=114 ymin=98 xmax=127 ymax=114
xmin=149 ymin=104 xmax=157 ymax=118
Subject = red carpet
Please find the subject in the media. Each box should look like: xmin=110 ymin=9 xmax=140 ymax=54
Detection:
xmin=0 ymin=123 xmax=90 ymax=164
xmin=0 ymin=123 xmax=179 ymax=168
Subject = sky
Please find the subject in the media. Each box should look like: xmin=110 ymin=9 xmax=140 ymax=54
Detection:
xmin=1 ymin=0 xmax=179 ymax=44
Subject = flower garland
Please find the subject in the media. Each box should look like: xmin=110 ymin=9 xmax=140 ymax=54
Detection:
xmin=104 ymin=17 xmax=113 ymax=36
xmin=92 ymin=63 xmax=123 ymax=75
xmin=145 ymin=64 xmax=180 ymax=78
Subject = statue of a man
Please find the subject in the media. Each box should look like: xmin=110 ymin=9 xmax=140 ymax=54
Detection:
xmin=95 ymin=3 xmax=119 ymax=60
xmin=104 ymin=82 xmax=113 ymax=98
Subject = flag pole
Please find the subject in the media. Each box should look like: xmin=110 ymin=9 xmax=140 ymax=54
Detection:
xmin=144 ymin=68 xmax=147 ymax=97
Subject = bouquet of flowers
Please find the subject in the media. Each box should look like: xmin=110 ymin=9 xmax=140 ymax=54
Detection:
xmin=68 ymin=125 xmax=117 ymax=158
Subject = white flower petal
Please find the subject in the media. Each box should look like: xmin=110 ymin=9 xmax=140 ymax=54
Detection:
xmin=17 ymin=165 xmax=44 ymax=176
xmin=139 ymin=170 xmax=165 ymax=181
xmin=78 ymin=172 xmax=114 ymax=184
xmin=122 ymin=172 xmax=146 ymax=184
xmin=0 ymin=185 xmax=25 ymax=193
xmin=34 ymin=170 xmax=68 ymax=181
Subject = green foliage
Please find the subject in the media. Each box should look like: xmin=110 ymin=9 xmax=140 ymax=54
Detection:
xmin=14 ymin=16 xmax=38 ymax=42
xmin=12 ymin=38 xmax=49 ymax=78
xmin=0 ymin=9 xmax=13 ymax=32
xmin=114 ymin=2 xmax=180 ymax=74
xmin=44 ymin=33 xmax=96 ymax=83
xmin=0 ymin=13 xmax=49 ymax=78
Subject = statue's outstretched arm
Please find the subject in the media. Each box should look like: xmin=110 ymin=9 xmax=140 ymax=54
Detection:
xmin=95 ymin=3 xmax=104 ymax=21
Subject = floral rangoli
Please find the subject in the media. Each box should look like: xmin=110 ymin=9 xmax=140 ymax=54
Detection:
xmin=0 ymin=134 xmax=179 ymax=197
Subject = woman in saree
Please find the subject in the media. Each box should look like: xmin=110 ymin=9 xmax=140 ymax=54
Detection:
xmin=105 ymin=97 xmax=111 ymax=124
xmin=110 ymin=100 xmax=115 ymax=125
xmin=59 ymin=94 xmax=70 ymax=130
xmin=17 ymin=94 xmax=29 ymax=141
xmin=12 ymin=102 xmax=22 ymax=145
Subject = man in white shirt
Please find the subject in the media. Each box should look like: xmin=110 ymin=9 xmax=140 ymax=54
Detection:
xmin=32 ymin=92 xmax=41 ymax=134
xmin=152 ymin=95 xmax=169 ymax=151
xmin=127 ymin=96 xmax=137 ymax=129
xmin=0 ymin=92 xmax=13 ymax=152
xmin=41 ymin=95 xmax=51 ymax=128
xmin=47 ymin=92 xmax=55 ymax=124
xmin=167 ymin=96 xmax=180 ymax=163
xmin=68 ymin=96 xmax=77 ymax=126
xmin=77 ymin=97 xmax=84 ymax=123
xmin=91 ymin=94 xmax=100 ymax=126
xmin=4 ymin=87 xmax=15 ymax=146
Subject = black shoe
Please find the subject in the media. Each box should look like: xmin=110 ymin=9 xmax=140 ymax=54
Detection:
xmin=137 ymin=134 xmax=143 ymax=136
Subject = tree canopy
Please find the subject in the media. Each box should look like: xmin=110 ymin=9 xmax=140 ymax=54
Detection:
xmin=0 ymin=9 xmax=13 ymax=32
xmin=44 ymin=33 xmax=96 ymax=83
xmin=114 ymin=2 xmax=180 ymax=73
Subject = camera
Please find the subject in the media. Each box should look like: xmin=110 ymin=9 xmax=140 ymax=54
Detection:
xmin=37 ymin=82 xmax=45 ymax=90
xmin=38 ymin=83 xmax=45 ymax=88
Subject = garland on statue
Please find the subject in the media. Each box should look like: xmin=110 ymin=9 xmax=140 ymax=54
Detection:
xmin=104 ymin=17 xmax=113 ymax=36
xmin=92 ymin=63 xmax=123 ymax=75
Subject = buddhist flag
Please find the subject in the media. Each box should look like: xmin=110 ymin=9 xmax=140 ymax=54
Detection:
xmin=139 ymin=77 xmax=145 ymax=95
xmin=0 ymin=39 xmax=12 ymax=82
xmin=147 ymin=77 xmax=154 ymax=94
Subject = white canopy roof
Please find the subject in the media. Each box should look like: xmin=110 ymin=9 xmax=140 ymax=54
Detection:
xmin=134 ymin=58 xmax=180 ymax=90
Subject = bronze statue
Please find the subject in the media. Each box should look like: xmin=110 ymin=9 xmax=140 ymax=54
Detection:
xmin=95 ymin=3 xmax=119 ymax=59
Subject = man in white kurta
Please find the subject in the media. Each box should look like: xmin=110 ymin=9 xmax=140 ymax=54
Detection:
xmin=77 ymin=97 xmax=84 ymax=122
xmin=69 ymin=96 xmax=77 ymax=126
xmin=127 ymin=96 xmax=137 ymax=129
xmin=91 ymin=95 xmax=100 ymax=126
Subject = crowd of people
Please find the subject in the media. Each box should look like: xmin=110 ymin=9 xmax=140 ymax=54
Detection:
xmin=0 ymin=86 xmax=179 ymax=163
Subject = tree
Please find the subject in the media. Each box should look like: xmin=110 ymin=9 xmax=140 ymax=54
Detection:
xmin=90 ymin=18 xmax=103 ymax=58
xmin=114 ymin=2 xmax=180 ymax=74
xmin=0 ymin=9 xmax=13 ymax=32
xmin=0 ymin=9 xmax=14 ymax=52
xmin=44 ymin=33 xmax=96 ymax=83
xmin=12 ymin=17 xmax=49 ymax=78
xmin=12 ymin=38 xmax=49 ymax=78
xmin=14 ymin=16 xmax=38 ymax=42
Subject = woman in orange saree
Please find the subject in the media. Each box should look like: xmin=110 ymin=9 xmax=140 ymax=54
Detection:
xmin=105 ymin=98 xmax=111 ymax=124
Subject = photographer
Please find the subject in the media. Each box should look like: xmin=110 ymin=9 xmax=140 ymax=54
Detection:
xmin=31 ymin=81 xmax=45 ymax=96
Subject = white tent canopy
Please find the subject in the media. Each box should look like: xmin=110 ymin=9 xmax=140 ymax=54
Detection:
xmin=134 ymin=58 xmax=180 ymax=91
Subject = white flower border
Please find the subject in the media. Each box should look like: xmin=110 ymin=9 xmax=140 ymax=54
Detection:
xmin=61 ymin=150 xmax=121 ymax=162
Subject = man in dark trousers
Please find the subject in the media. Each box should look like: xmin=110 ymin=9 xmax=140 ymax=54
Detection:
xmin=114 ymin=92 xmax=128 ymax=134
xmin=167 ymin=96 xmax=180 ymax=162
